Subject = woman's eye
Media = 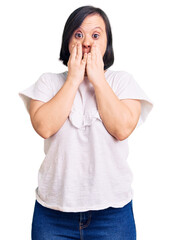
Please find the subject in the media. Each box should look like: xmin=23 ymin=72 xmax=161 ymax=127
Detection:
xmin=75 ymin=32 xmax=83 ymax=39
xmin=92 ymin=33 xmax=100 ymax=39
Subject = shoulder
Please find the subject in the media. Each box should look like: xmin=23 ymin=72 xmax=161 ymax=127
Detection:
xmin=105 ymin=69 xmax=135 ymax=88
xmin=38 ymin=71 xmax=67 ymax=82
xmin=106 ymin=69 xmax=134 ymax=82
xmin=36 ymin=71 xmax=68 ymax=88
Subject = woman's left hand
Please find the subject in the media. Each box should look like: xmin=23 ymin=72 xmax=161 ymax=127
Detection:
xmin=86 ymin=44 xmax=106 ymax=86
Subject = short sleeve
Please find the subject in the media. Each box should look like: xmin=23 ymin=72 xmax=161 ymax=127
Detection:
xmin=18 ymin=73 xmax=54 ymax=114
xmin=113 ymin=71 xmax=153 ymax=127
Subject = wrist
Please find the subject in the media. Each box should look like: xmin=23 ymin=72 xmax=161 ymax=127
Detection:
xmin=66 ymin=75 xmax=81 ymax=88
xmin=89 ymin=73 xmax=106 ymax=88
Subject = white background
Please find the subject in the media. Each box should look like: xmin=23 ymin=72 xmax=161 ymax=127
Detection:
xmin=0 ymin=0 xmax=172 ymax=239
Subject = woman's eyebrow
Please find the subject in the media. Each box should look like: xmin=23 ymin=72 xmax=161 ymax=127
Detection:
xmin=76 ymin=26 xmax=104 ymax=32
xmin=93 ymin=27 xmax=104 ymax=31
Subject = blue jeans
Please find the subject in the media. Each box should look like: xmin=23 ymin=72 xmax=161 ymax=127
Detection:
xmin=31 ymin=200 xmax=136 ymax=240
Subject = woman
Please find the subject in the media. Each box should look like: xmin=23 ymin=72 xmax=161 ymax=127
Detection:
xmin=19 ymin=5 xmax=153 ymax=240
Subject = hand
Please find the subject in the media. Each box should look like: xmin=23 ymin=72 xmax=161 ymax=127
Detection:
xmin=86 ymin=44 xmax=105 ymax=86
xmin=67 ymin=43 xmax=87 ymax=86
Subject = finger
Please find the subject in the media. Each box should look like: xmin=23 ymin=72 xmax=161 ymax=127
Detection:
xmin=81 ymin=52 xmax=87 ymax=65
xmin=95 ymin=45 xmax=104 ymax=65
xmin=70 ymin=43 xmax=77 ymax=60
xmin=76 ymin=43 xmax=82 ymax=60
xmin=91 ymin=44 xmax=96 ymax=61
xmin=96 ymin=45 xmax=102 ymax=59
xmin=87 ymin=52 xmax=92 ymax=64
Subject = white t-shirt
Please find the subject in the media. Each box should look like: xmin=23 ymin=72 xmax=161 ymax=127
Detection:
xmin=19 ymin=69 xmax=153 ymax=212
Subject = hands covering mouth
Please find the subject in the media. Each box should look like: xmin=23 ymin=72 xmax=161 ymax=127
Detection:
xmin=67 ymin=42 xmax=105 ymax=87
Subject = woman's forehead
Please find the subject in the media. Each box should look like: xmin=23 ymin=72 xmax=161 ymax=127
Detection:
xmin=78 ymin=14 xmax=106 ymax=32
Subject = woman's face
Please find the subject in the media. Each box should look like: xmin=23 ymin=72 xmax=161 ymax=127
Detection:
xmin=68 ymin=14 xmax=107 ymax=57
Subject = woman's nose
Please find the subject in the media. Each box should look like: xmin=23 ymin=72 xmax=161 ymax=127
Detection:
xmin=82 ymin=35 xmax=93 ymax=53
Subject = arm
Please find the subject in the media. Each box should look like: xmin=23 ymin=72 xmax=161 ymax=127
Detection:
xmin=93 ymin=78 xmax=141 ymax=141
xmin=86 ymin=44 xmax=141 ymax=141
xmin=30 ymin=43 xmax=87 ymax=139
xmin=30 ymin=79 xmax=79 ymax=139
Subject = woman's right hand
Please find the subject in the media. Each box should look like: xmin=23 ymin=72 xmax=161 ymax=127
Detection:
xmin=67 ymin=43 xmax=87 ymax=86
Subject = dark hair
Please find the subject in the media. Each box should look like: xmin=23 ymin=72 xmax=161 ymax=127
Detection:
xmin=59 ymin=6 xmax=114 ymax=70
